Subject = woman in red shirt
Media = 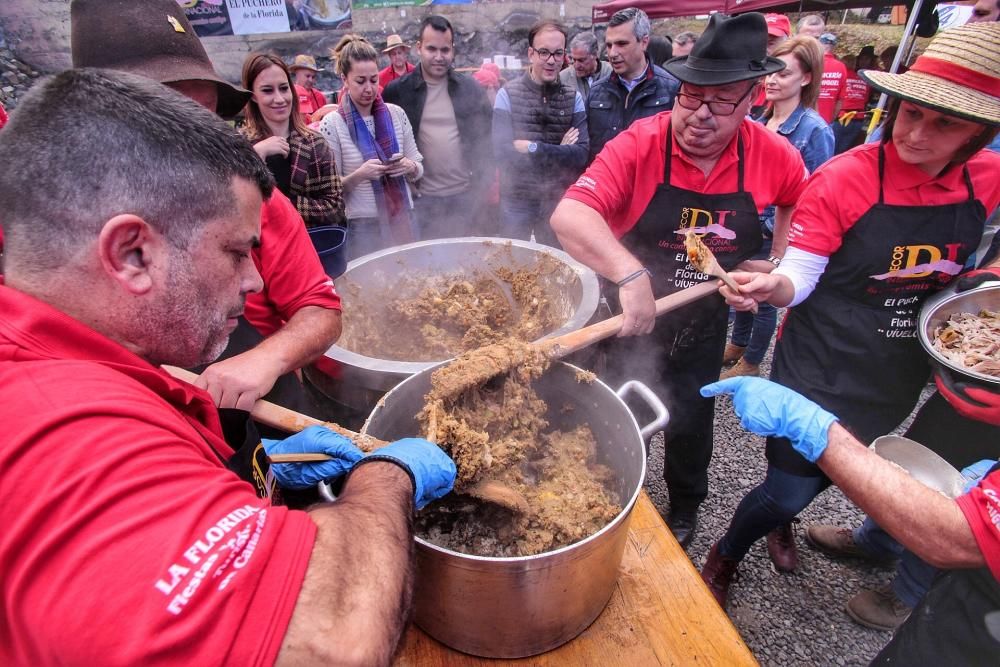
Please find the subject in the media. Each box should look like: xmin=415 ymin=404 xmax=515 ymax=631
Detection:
xmin=702 ymin=22 xmax=1000 ymax=616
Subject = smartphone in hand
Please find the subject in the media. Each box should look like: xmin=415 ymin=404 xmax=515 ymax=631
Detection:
xmin=382 ymin=153 xmax=404 ymax=165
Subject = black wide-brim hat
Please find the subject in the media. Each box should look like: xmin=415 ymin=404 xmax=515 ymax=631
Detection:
xmin=70 ymin=0 xmax=251 ymax=118
xmin=664 ymin=13 xmax=785 ymax=87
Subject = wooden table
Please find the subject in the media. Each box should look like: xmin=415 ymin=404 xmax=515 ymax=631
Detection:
xmin=394 ymin=491 xmax=758 ymax=666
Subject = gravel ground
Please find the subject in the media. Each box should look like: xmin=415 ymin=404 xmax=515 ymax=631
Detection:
xmin=640 ymin=312 xmax=920 ymax=666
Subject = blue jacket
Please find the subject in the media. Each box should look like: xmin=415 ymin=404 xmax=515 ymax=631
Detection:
xmin=754 ymin=104 xmax=834 ymax=232
xmin=586 ymin=61 xmax=679 ymax=161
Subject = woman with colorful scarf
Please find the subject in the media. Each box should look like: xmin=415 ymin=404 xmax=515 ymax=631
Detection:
xmin=320 ymin=35 xmax=423 ymax=260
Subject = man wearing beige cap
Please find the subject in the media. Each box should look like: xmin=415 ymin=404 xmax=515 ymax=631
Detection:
xmin=290 ymin=54 xmax=328 ymax=120
xmin=379 ymin=34 xmax=415 ymax=89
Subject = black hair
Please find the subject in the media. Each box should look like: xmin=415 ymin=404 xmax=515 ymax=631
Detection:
xmin=419 ymin=15 xmax=454 ymax=43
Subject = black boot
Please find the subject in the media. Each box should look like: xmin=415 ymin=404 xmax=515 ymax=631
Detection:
xmin=667 ymin=505 xmax=699 ymax=548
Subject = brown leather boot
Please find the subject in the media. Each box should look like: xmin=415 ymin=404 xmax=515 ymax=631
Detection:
xmin=722 ymin=343 xmax=745 ymax=365
xmin=845 ymin=583 xmax=912 ymax=631
xmin=720 ymin=358 xmax=760 ymax=380
xmin=766 ymin=521 xmax=798 ymax=573
xmin=701 ymin=542 xmax=740 ymax=609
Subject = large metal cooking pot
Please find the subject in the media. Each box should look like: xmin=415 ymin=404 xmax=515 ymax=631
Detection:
xmin=918 ymin=281 xmax=1000 ymax=386
xmin=870 ymin=435 xmax=966 ymax=498
xmin=362 ymin=360 xmax=667 ymax=658
xmin=321 ymin=238 xmax=600 ymax=398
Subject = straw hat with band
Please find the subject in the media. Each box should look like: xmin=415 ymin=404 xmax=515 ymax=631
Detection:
xmin=860 ymin=22 xmax=1000 ymax=126
xmin=289 ymin=54 xmax=320 ymax=72
xmin=382 ymin=35 xmax=410 ymax=53
xmin=70 ymin=0 xmax=250 ymax=118
xmin=664 ymin=13 xmax=785 ymax=87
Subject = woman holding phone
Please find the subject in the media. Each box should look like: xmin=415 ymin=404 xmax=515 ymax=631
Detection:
xmin=320 ymin=34 xmax=423 ymax=259
xmin=240 ymin=52 xmax=344 ymax=228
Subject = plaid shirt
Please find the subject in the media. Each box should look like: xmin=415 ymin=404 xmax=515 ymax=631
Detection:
xmin=288 ymin=129 xmax=345 ymax=227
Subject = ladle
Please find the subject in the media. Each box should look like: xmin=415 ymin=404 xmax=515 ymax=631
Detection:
xmin=162 ymin=366 xmax=528 ymax=512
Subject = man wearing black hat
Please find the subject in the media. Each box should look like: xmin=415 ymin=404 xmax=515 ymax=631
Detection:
xmin=70 ymin=0 xmax=344 ymax=419
xmin=551 ymin=13 xmax=808 ymax=547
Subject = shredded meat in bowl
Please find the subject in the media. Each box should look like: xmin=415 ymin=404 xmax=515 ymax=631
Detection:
xmin=932 ymin=309 xmax=1000 ymax=377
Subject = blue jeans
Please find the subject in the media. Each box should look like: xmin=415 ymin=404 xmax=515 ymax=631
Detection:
xmin=718 ymin=465 xmax=829 ymax=560
xmin=853 ymin=518 xmax=938 ymax=608
xmin=413 ymin=189 xmax=496 ymax=240
xmin=730 ymin=302 xmax=777 ymax=365
xmin=499 ymin=196 xmax=560 ymax=247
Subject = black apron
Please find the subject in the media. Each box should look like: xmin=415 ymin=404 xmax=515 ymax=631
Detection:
xmin=607 ymin=126 xmax=762 ymax=507
xmin=768 ymin=147 xmax=986 ymax=475
xmin=217 ymin=408 xmax=282 ymax=504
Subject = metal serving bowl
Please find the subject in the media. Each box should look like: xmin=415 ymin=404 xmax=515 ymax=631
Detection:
xmin=322 ymin=238 xmax=601 ymax=395
xmin=918 ymin=282 xmax=1000 ymax=387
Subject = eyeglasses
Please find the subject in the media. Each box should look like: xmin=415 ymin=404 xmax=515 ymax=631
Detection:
xmin=531 ymin=48 xmax=566 ymax=62
xmin=675 ymin=83 xmax=757 ymax=116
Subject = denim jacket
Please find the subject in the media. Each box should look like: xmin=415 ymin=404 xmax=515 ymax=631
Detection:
xmin=754 ymin=104 xmax=834 ymax=232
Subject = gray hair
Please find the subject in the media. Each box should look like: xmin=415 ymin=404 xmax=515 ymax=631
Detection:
xmin=797 ymin=14 xmax=825 ymax=32
xmin=569 ymin=31 xmax=600 ymax=56
xmin=608 ymin=7 xmax=651 ymax=41
xmin=674 ymin=31 xmax=698 ymax=46
xmin=0 ymin=68 xmax=274 ymax=273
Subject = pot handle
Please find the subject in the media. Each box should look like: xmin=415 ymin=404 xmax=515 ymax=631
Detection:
xmin=615 ymin=380 xmax=670 ymax=441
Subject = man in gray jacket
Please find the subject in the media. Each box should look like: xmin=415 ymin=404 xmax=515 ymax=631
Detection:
xmin=560 ymin=31 xmax=613 ymax=100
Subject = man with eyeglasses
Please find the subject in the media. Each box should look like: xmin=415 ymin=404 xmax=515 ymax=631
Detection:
xmin=492 ymin=20 xmax=589 ymax=245
xmin=587 ymin=7 xmax=680 ymax=161
xmin=560 ymin=31 xmax=613 ymax=100
xmin=551 ymin=13 xmax=808 ymax=548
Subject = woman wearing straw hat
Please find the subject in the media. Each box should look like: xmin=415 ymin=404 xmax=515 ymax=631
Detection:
xmin=702 ymin=22 xmax=1000 ymax=627
xmin=241 ymin=52 xmax=345 ymax=230
xmin=320 ymin=35 xmax=423 ymax=259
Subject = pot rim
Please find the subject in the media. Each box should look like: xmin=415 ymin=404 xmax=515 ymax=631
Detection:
xmin=325 ymin=237 xmax=601 ymax=372
xmin=363 ymin=360 xmax=649 ymax=564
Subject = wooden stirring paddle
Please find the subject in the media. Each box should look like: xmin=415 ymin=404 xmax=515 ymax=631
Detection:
xmin=162 ymin=366 xmax=528 ymax=512
xmin=684 ymin=230 xmax=758 ymax=314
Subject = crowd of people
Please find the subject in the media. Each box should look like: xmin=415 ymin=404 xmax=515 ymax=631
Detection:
xmin=1 ymin=0 xmax=998 ymax=664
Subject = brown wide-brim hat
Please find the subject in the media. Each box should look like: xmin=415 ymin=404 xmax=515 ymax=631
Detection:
xmin=861 ymin=23 xmax=1000 ymax=126
xmin=70 ymin=0 xmax=251 ymax=118
xmin=664 ymin=13 xmax=785 ymax=87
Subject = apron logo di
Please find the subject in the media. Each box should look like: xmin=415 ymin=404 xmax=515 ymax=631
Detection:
xmin=870 ymin=242 xmax=964 ymax=281
xmin=675 ymin=207 xmax=738 ymax=240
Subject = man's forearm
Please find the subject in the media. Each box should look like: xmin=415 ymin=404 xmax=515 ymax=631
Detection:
xmin=253 ymin=305 xmax=342 ymax=376
xmin=817 ymin=423 xmax=984 ymax=569
xmin=277 ymin=462 xmax=414 ymax=666
xmin=550 ymin=199 xmax=642 ymax=282
xmin=770 ymin=205 xmax=793 ymax=257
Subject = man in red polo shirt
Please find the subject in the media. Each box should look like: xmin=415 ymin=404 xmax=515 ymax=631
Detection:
xmin=817 ymin=32 xmax=847 ymax=124
xmin=290 ymin=54 xmax=328 ymax=121
xmin=0 ymin=67 xmax=454 ymax=666
xmin=379 ymin=34 xmax=416 ymax=89
xmin=833 ymin=47 xmax=873 ymax=153
xmin=550 ymin=12 xmax=807 ymax=548
xmin=72 ymin=0 xmax=343 ymax=417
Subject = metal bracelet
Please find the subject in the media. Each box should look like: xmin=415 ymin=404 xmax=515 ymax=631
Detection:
xmin=616 ymin=267 xmax=652 ymax=287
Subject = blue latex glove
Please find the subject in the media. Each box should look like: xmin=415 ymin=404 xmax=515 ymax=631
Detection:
xmin=356 ymin=438 xmax=456 ymax=510
xmin=701 ymin=377 xmax=839 ymax=462
xmin=262 ymin=426 xmax=365 ymax=489
xmin=961 ymin=459 xmax=997 ymax=494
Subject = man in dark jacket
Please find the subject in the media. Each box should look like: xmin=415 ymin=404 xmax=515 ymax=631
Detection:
xmin=383 ymin=15 xmax=494 ymax=239
xmin=492 ymin=20 xmax=589 ymax=246
xmin=587 ymin=7 xmax=680 ymax=161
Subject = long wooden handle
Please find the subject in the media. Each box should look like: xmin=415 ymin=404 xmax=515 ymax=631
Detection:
xmin=161 ymin=365 xmax=386 ymax=452
xmin=542 ymin=280 xmax=720 ymax=359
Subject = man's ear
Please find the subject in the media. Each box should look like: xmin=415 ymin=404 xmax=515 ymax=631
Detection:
xmin=97 ymin=214 xmax=164 ymax=296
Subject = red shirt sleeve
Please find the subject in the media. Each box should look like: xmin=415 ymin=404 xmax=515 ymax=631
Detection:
xmin=244 ymin=190 xmax=342 ymax=337
xmin=747 ymin=122 xmax=809 ymax=209
xmin=957 ymin=469 xmax=1000 ymax=581
xmin=1 ymin=363 xmax=317 ymax=666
